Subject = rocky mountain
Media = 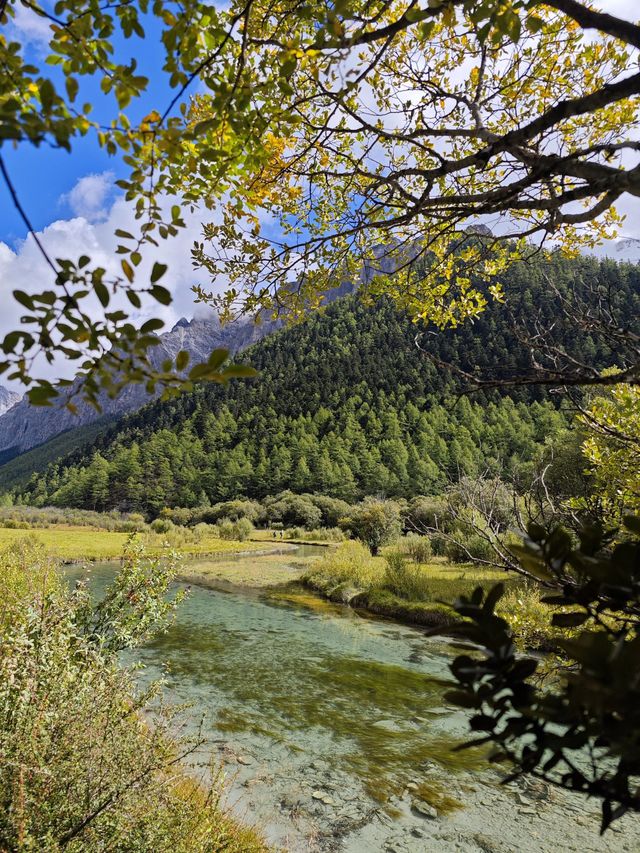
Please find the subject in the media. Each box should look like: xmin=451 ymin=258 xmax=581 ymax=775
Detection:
xmin=0 ymin=386 xmax=20 ymax=417
xmin=0 ymin=313 xmax=277 ymax=463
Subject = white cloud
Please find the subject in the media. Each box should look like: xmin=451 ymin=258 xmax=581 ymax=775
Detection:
xmin=0 ymin=187 xmax=226 ymax=388
xmin=60 ymin=171 xmax=115 ymax=223
xmin=9 ymin=3 xmax=52 ymax=49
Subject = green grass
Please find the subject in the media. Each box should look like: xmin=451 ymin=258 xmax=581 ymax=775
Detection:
xmin=180 ymin=553 xmax=314 ymax=588
xmin=303 ymin=541 xmax=525 ymax=630
xmin=0 ymin=526 xmax=269 ymax=562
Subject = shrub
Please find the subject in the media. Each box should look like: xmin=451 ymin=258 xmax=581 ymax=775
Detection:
xmin=405 ymin=496 xmax=449 ymax=533
xmin=150 ymin=517 xmax=174 ymax=534
xmin=305 ymin=495 xmax=352 ymax=528
xmin=195 ymin=500 xmax=264 ymax=525
xmin=340 ymin=498 xmax=402 ymax=555
xmin=383 ymin=551 xmax=432 ymax=601
xmin=284 ymin=526 xmax=345 ymax=542
xmin=430 ymin=533 xmax=448 ymax=556
xmin=496 ymin=584 xmax=556 ymax=651
xmin=215 ymin=518 xmax=254 ymax=541
xmin=305 ymin=541 xmax=383 ymax=589
xmin=402 ymin=534 xmax=432 ymax=563
xmin=444 ymin=532 xmax=495 ymax=564
xmin=0 ymin=540 xmax=267 ymax=851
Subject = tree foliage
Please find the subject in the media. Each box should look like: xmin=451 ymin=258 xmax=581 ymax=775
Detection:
xmin=442 ymin=515 xmax=640 ymax=832
xmin=11 ymin=279 xmax=600 ymax=511
xmin=340 ymin=498 xmax=402 ymax=555
xmin=186 ymin=0 xmax=640 ymax=344
xmin=581 ymin=383 xmax=640 ymax=520
xmin=2 ymin=0 xmax=640 ymax=398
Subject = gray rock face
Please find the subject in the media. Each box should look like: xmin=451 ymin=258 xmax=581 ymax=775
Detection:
xmin=0 ymin=314 xmax=278 ymax=460
xmin=0 ymin=385 xmax=20 ymax=417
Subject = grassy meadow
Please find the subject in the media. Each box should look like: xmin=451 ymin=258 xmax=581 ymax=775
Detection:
xmin=0 ymin=526 xmax=270 ymax=563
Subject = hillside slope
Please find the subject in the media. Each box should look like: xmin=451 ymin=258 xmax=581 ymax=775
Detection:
xmin=12 ymin=255 xmax=639 ymax=512
xmin=0 ymin=313 xmax=277 ymax=463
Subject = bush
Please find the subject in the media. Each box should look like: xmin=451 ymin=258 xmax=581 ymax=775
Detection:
xmin=0 ymin=540 xmax=267 ymax=851
xmin=430 ymin=533 xmax=448 ymax=556
xmin=305 ymin=541 xmax=383 ymax=589
xmin=383 ymin=551 xmax=432 ymax=601
xmin=194 ymin=500 xmax=264 ymax=525
xmin=444 ymin=532 xmax=495 ymax=564
xmin=3 ymin=519 xmax=31 ymax=529
xmin=402 ymin=534 xmax=432 ymax=563
xmin=263 ymin=491 xmax=323 ymax=529
xmin=305 ymin=495 xmax=352 ymax=528
xmin=283 ymin=526 xmax=345 ymax=542
xmin=215 ymin=518 xmax=254 ymax=541
xmin=340 ymin=498 xmax=402 ymax=555
xmin=0 ymin=506 xmax=150 ymax=533
xmin=160 ymin=506 xmax=195 ymax=526
xmin=150 ymin=517 xmax=174 ymax=534
xmin=405 ymin=496 xmax=449 ymax=533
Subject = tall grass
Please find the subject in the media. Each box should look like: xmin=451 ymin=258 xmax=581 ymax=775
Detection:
xmin=383 ymin=551 xmax=432 ymax=601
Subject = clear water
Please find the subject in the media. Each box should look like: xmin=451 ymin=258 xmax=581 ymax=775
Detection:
xmin=63 ymin=558 xmax=630 ymax=853
xmin=64 ymin=557 xmax=477 ymax=845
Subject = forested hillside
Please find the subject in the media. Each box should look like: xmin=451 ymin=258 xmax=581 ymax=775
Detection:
xmin=12 ymin=255 xmax=639 ymax=514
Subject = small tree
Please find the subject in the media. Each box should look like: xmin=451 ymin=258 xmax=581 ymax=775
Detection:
xmin=341 ymin=498 xmax=401 ymax=555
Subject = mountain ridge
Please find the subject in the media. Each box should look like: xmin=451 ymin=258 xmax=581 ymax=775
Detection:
xmin=0 ymin=313 xmax=278 ymax=463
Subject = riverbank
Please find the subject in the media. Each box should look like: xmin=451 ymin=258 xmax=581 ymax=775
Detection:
xmin=302 ymin=542 xmax=556 ymax=650
xmin=0 ymin=526 xmax=271 ymax=563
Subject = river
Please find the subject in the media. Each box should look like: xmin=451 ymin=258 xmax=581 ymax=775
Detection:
xmin=64 ymin=554 xmax=635 ymax=853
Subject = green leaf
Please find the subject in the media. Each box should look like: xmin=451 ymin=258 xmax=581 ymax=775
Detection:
xmin=150 ymin=262 xmax=167 ymax=283
xmin=39 ymin=79 xmax=55 ymax=110
xmin=13 ymin=290 xmax=34 ymax=310
xmin=94 ymin=281 xmax=110 ymax=308
xmin=140 ymin=318 xmax=164 ymax=333
xmin=27 ymin=385 xmax=58 ymax=406
xmin=222 ymin=364 xmax=258 ymax=379
xmin=176 ymin=350 xmax=190 ymax=371
xmin=150 ymin=284 xmax=171 ymax=305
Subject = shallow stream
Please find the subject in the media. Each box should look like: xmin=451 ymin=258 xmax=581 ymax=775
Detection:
xmin=65 ymin=554 xmax=634 ymax=853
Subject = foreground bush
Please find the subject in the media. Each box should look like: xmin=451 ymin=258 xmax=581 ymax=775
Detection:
xmin=0 ymin=539 xmax=267 ymax=852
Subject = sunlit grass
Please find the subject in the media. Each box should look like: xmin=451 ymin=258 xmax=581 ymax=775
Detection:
xmin=0 ymin=527 xmax=268 ymax=562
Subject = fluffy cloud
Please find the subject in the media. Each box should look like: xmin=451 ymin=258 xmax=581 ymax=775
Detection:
xmin=60 ymin=172 xmax=115 ymax=223
xmin=0 ymin=178 xmax=225 ymax=388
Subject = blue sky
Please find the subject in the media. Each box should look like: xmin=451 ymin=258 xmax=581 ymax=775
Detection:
xmin=0 ymin=5 xmax=218 ymax=388
xmin=1 ymin=9 xmax=178 ymax=240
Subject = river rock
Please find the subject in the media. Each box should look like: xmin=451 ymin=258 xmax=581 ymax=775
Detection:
xmin=412 ymin=799 xmax=438 ymax=819
xmin=372 ymin=718 xmax=404 ymax=733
